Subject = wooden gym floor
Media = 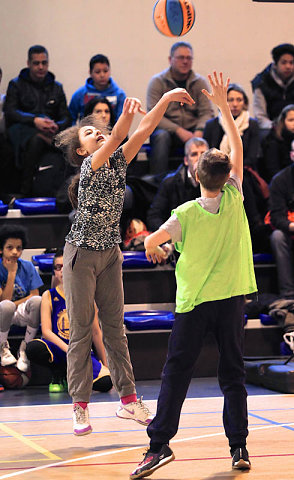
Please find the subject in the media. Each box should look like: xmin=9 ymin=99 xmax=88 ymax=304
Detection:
xmin=0 ymin=380 xmax=293 ymax=479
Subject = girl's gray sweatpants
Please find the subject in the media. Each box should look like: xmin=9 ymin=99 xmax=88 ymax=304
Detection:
xmin=63 ymin=242 xmax=136 ymax=403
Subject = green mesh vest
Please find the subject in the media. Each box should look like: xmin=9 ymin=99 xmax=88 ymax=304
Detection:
xmin=173 ymin=184 xmax=257 ymax=313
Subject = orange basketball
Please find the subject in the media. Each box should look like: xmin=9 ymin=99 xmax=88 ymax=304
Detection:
xmin=0 ymin=365 xmax=31 ymax=389
xmin=153 ymin=0 xmax=195 ymax=37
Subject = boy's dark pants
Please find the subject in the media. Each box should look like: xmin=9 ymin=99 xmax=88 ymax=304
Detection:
xmin=147 ymin=295 xmax=248 ymax=449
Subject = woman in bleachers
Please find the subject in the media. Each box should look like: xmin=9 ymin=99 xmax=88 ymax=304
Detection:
xmin=261 ymin=104 xmax=294 ymax=183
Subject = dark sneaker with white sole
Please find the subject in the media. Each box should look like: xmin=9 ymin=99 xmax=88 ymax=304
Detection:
xmin=232 ymin=447 xmax=251 ymax=470
xmin=130 ymin=444 xmax=175 ymax=479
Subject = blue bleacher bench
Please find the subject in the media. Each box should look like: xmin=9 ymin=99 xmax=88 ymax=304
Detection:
xmin=259 ymin=313 xmax=278 ymax=326
xmin=14 ymin=198 xmax=58 ymax=215
xmin=32 ymin=251 xmax=154 ymax=272
xmin=0 ymin=201 xmax=8 ymax=216
xmin=124 ymin=310 xmax=175 ymax=331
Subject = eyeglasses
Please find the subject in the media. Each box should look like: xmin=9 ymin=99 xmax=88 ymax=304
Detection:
xmin=54 ymin=264 xmax=63 ymax=271
xmin=173 ymin=56 xmax=193 ymax=62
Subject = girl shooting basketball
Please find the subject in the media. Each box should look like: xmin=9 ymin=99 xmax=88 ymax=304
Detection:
xmin=55 ymin=88 xmax=194 ymax=435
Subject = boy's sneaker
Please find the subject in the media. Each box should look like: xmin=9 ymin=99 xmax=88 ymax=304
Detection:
xmin=130 ymin=444 xmax=175 ymax=479
xmin=16 ymin=341 xmax=30 ymax=373
xmin=73 ymin=404 xmax=92 ymax=436
xmin=116 ymin=396 xmax=153 ymax=426
xmin=232 ymin=447 xmax=251 ymax=470
xmin=0 ymin=341 xmax=17 ymax=367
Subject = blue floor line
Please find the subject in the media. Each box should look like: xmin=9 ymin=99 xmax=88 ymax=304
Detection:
xmin=249 ymin=411 xmax=294 ymax=432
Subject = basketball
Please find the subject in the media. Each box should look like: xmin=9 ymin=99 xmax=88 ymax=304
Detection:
xmin=0 ymin=365 xmax=31 ymax=389
xmin=153 ymin=0 xmax=195 ymax=37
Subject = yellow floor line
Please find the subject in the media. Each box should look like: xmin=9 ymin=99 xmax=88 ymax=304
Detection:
xmin=1 ymin=459 xmax=49 ymax=464
xmin=0 ymin=424 xmax=61 ymax=460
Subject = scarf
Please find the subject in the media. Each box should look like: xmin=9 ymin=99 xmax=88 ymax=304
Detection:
xmin=219 ymin=110 xmax=249 ymax=155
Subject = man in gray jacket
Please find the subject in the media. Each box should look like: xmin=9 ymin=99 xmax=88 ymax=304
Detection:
xmin=146 ymin=42 xmax=213 ymax=174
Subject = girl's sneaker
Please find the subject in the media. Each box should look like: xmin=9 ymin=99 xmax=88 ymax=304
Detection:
xmin=73 ymin=404 xmax=92 ymax=436
xmin=116 ymin=396 xmax=153 ymax=426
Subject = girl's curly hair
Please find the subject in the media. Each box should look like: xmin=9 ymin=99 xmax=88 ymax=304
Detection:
xmin=54 ymin=115 xmax=111 ymax=208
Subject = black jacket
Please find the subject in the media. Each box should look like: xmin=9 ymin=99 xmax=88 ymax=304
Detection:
xmin=261 ymin=128 xmax=294 ymax=182
xmin=203 ymin=116 xmax=260 ymax=168
xmin=4 ymin=68 xmax=72 ymax=130
xmin=146 ymin=164 xmax=201 ymax=232
xmin=269 ymin=164 xmax=294 ymax=233
xmin=251 ymin=64 xmax=294 ymax=121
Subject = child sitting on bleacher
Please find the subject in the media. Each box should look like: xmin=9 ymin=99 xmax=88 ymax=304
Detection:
xmin=0 ymin=225 xmax=43 ymax=373
xmin=26 ymin=250 xmax=112 ymax=396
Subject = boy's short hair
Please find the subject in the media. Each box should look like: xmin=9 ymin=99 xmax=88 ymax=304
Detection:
xmin=0 ymin=225 xmax=27 ymax=250
xmin=196 ymin=148 xmax=232 ymax=192
xmin=89 ymin=54 xmax=110 ymax=72
xmin=271 ymin=43 xmax=294 ymax=64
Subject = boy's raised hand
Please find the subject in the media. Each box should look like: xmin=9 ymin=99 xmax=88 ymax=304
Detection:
xmin=201 ymin=72 xmax=230 ymax=109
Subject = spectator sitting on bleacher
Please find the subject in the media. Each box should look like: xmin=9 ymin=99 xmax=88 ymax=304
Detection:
xmin=146 ymin=41 xmax=213 ymax=174
xmin=146 ymin=137 xmax=208 ymax=232
xmin=0 ymin=67 xmax=19 ymax=199
xmin=4 ymin=45 xmax=72 ymax=196
xmin=261 ymin=104 xmax=294 ymax=183
xmin=0 ymin=225 xmax=42 ymax=373
xmin=251 ymin=43 xmax=294 ymax=140
xmin=269 ymin=160 xmax=294 ymax=299
xmin=84 ymin=96 xmax=115 ymax=127
xmin=26 ymin=250 xmax=112 ymax=393
xmin=69 ymin=54 xmax=126 ymax=124
xmin=203 ymin=83 xmax=260 ymax=169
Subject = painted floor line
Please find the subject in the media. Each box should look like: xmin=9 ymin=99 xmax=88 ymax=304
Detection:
xmin=1 ymin=420 xmax=293 ymax=479
xmin=0 ymin=424 xmax=61 ymax=462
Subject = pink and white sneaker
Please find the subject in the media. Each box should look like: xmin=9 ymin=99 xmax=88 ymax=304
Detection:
xmin=116 ymin=396 xmax=153 ymax=426
xmin=73 ymin=404 xmax=92 ymax=436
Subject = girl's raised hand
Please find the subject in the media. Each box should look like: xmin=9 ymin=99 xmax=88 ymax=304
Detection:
xmin=123 ymin=97 xmax=146 ymax=116
xmin=201 ymin=71 xmax=230 ymax=108
xmin=166 ymin=88 xmax=195 ymax=106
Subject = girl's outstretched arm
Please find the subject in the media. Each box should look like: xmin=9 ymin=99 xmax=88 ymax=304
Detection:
xmin=202 ymin=72 xmax=243 ymax=181
xmin=123 ymin=88 xmax=195 ymax=164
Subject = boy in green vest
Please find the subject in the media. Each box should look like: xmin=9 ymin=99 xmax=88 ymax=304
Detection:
xmin=130 ymin=72 xmax=257 ymax=479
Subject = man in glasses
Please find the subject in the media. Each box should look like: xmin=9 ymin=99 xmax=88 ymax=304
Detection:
xmin=4 ymin=45 xmax=72 ymax=196
xmin=146 ymin=41 xmax=214 ymax=174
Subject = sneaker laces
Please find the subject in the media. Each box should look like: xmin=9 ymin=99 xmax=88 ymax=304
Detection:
xmin=1 ymin=341 xmax=11 ymax=357
xmin=139 ymin=448 xmax=152 ymax=466
xmin=136 ymin=396 xmax=151 ymax=415
xmin=74 ymin=405 xmax=88 ymax=424
xmin=283 ymin=331 xmax=294 ymax=351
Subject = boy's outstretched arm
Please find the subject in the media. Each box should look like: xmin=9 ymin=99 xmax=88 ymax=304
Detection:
xmin=202 ymin=72 xmax=243 ymax=182
xmin=144 ymin=229 xmax=171 ymax=264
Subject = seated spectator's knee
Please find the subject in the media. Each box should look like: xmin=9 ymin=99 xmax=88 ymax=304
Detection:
xmin=151 ymin=129 xmax=171 ymax=144
xmin=25 ymin=296 xmax=42 ymax=327
xmin=124 ymin=185 xmax=134 ymax=211
xmin=270 ymin=229 xmax=289 ymax=248
xmin=0 ymin=300 xmax=16 ymax=330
